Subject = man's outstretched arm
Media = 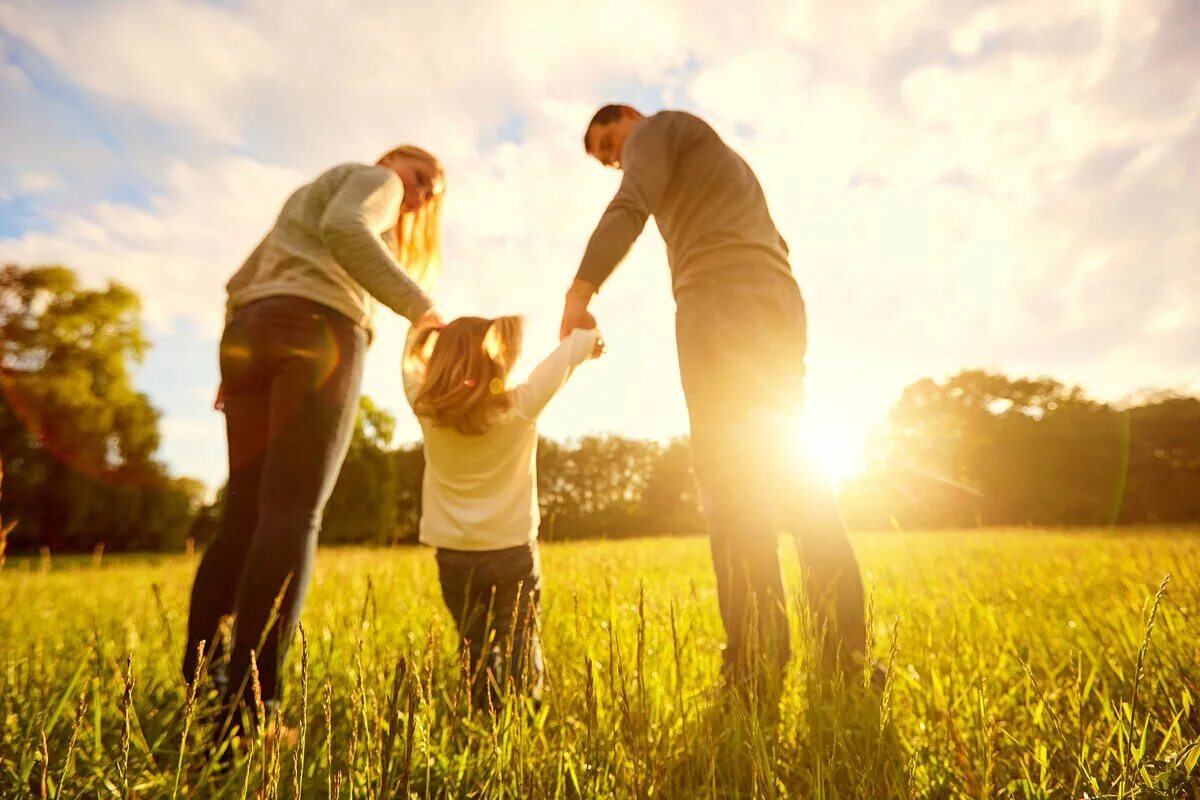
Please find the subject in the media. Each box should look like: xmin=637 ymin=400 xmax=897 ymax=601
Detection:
xmin=564 ymin=123 xmax=672 ymax=338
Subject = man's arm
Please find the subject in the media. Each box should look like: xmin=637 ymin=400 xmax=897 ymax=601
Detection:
xmin=559 ymin=278 xmax=598 ymax=340
xmin=572 ymin=120 xmax=675 ymax=292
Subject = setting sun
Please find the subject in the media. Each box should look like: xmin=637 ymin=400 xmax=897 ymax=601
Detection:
xmin=795 ymin=416 xmax=868 ymax=485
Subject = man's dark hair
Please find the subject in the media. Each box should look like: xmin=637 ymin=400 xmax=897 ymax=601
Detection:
xmin=583 ymin=104 xmax=639 ymax=152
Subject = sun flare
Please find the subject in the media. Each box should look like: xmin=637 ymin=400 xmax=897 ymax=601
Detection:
xmin=794 ymin=416 xmax=868 ymax=486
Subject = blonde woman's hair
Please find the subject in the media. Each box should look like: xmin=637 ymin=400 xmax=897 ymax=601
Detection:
xmin=379 ymin=144 xmax=444 ymax=292
xmin=408 ymin=315 xmax=524 ymax=435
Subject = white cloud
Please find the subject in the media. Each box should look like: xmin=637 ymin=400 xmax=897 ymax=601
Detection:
xmin=0 ymin=0 xmax=278 ymax=143
xmin=690 ymin=45 xmax=812 ymax=124
xmin=16 ymin=172 xmax=57 ymax=193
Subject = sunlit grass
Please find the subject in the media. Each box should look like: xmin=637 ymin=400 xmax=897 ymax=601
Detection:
xmin=1 ymin=530 xmax=1197 ymax=797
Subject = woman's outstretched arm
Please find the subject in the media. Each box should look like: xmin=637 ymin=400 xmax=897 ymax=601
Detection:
xmin=319 ymin=166 xmax=434 ymax=322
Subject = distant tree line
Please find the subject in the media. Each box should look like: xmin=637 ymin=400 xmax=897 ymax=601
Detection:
xmin=195 ymin=424 xmax=704 ymax=547
xmin=309 ymin=371 xmax=1199 ymax=545
xmin=3 ymin=264 xmax=1198 ymax=554
xmin=841 ymin=372 xmax=1200 ymax=529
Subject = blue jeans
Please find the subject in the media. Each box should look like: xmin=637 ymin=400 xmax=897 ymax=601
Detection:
xmin=183 ymin=296 xmax=366 ymax=715
xmin=675 ymin=270 xmax=866 ymax=680
xmin=436 ymin=542 xmax=544 ymax=710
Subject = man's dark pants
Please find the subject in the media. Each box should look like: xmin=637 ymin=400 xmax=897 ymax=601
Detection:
xmin=183 ymin=296 xmax=366 ymax=718
xmin=436 ymin=541 xmax=545 ymax=710
xmin=675 ymin=270 xmax=867 ymax=682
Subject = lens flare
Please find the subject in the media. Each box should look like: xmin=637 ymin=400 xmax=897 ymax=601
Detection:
xmin=794 ymin=415 xmax=867 ymax=485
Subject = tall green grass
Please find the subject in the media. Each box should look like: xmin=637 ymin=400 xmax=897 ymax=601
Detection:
xmin=1 ymin=530 xmax=1197 ymax=798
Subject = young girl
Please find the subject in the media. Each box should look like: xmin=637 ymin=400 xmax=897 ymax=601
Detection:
xmin=403 ymin=316 xmax=601 ymax=710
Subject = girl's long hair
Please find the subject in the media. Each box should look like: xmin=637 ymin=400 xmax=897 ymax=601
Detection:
xmin=407 ymin=316 xmax=524 ymax=435
xmin=380 ymin=144 xmax=443 ymax=292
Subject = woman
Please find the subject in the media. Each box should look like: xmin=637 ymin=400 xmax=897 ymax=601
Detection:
xmin=183 ymin=145 xmax=445 ymax=728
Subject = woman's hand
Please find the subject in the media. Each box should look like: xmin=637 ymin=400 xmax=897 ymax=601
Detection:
xmin=214 ymin=384 xmax=226 ymax=412
xmin=414 ymin=307 xmax=445 ymax=333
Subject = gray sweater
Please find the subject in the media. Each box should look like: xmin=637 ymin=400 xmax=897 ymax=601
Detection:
xmin=226 ymin=163 xmax=434 ymax=335
xmin=576 ymin=111 xmax=793 ymax=295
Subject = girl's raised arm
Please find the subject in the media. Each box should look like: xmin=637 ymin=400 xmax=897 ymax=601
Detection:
xmin=512 ymin=328 xmax=600 ymax=419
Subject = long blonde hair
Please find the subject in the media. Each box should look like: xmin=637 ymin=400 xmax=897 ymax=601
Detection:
xmin=408 ymin=316 xmax=524 ymax=435
xmin=379 ymin=144 xmax=443 ymax=291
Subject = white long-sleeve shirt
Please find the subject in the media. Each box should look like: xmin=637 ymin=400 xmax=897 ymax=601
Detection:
xmin=403 ymin=328 xmax=599 ymax=551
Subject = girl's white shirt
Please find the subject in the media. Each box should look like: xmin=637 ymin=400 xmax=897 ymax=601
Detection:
xmin=403 ymin=328 xmax=599 ymax=551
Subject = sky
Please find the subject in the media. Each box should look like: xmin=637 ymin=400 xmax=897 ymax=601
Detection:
xmin=1 ymin=0 xmax=1197 ymax=492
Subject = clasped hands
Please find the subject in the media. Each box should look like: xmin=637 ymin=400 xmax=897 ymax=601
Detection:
xmin=559 ymin=279 xmax=605 ymax=359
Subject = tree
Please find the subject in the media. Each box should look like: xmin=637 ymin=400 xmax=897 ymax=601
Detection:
xmin=393 ymin=443 xmax=424 ymax=542
xmin=322 ymin=396 xmax=400 ymax=543
xmin=854 ymin=370 xmax=1131 ymax=528
xmin=0 ymin=264 xmax=195 ymax=551
xmin=537 ymin=436 xmax=662 ymax=540
xmin=1120 ymin=393 xmax=1200 ymax=523
xmin=641 ymin=438 xmax=703 ymax=535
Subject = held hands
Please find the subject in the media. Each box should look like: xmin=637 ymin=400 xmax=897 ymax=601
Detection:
xmin=559 ymin=279 xmax=597 ymax=339
xmin=559 ymin=279 xmax=605 ymax=359
xmin=558 ymin=299 xmax=596 ymax=340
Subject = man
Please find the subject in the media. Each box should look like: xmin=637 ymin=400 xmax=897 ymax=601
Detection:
xmin=560 ymin=104 xmax=868 ymax=687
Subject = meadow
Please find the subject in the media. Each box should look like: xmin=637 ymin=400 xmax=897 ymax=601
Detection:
xmin=1 ymin=529 xmax=1197 ymax=799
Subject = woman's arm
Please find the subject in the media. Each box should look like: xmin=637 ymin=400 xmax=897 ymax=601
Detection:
xmin=318 ymin=166 xmax=434 ymax=322
xmin=512 ymin=328 xmax=601 ymax=419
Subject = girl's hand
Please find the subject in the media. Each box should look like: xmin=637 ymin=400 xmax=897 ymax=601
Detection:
xmin=591 ymin=332 xmax=606 ymax=359
xmin=214 ymin=384 xmax=226 ymax=412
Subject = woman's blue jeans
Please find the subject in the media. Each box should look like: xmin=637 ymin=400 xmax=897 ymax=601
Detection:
xmin=183 ymin=295 xmax=366 ymax=717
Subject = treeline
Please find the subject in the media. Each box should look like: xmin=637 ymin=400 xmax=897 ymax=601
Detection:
xmin=310 ymin=433 xmax=706 ymax=546
xmin=841 ymin=372 xmax=1200 ymax=529
xmin=3 ymin=264 xmax=1199 ymax=554
xmin=305 ymin=372 xmax=1199 ymax=545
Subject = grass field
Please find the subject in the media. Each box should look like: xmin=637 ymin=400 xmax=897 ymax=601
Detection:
xmin=1 ymin=530 xmax=1198 ymax=798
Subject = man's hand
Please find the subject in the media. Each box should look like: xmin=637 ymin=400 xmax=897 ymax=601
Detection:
xmin=559 ymin=279 xmax=598 ymax=340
